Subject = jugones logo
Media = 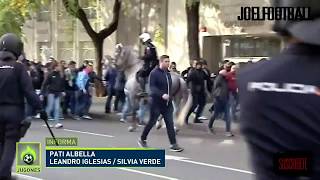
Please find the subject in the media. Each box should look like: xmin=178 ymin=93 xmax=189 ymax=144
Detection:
xmin=248 ymin=82 xmax=320 ymax=96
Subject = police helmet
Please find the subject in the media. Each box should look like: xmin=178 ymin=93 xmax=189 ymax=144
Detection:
xmin=272 ymin=0 xmax=320 ymax=45
xmin=139 ymin=33 xmax=151 ymax=43
xmin=0 ymin=33 xmax=23 ymax=58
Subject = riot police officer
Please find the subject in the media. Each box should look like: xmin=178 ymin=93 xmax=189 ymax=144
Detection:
xmin=0 ymin=33 xmax=46 ymax=180
xmin=137 ymin=32 xmax=159 ymax=96
xmin=238 ymin=1 xmax=320 ymax=179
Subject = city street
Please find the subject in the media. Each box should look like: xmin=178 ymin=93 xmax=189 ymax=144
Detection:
xmin=13 ymin=98 xmax=255 ymax=180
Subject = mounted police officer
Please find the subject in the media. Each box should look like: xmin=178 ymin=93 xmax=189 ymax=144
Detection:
xmin=0 ymin=33 xmax=47 ymax=180
xmin=238 ymin=1 xmax=320 ymax=179
xmin=137 ymin=32 xmax=159 ymax=96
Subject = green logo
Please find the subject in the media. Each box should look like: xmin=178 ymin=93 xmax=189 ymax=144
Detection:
xmin=16 ymin=142 xmax=41 ymax=174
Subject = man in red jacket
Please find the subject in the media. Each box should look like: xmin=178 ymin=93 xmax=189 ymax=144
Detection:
xmin=226 ymin=64 xmax=238 ymax=121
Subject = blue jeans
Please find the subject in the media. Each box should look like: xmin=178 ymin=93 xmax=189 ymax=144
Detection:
xmin=76 ymin=91 xmax=91 ymax=117
xmin=229 ymin=91 xmax=238 ymax=121
xmin=64 ymin=90 xmax=76 ymax=115
xmin=138 ymin=98 xmax=149 ymax=124
xmin=208 ymin=97 xmax=231 ymax=132
xmin=121 ymin=95 xmax=131 ymax=120
xmin=46 ymin=93 xmax=61 ymax=122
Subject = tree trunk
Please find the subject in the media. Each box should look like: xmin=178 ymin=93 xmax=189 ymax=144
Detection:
xmin=93 ymin=38 xmax=105 ymax=97
xmin=94 ymin=39 xmax=103 ymax=78
xmin=186 ymin=1 xmax=200 ymax=63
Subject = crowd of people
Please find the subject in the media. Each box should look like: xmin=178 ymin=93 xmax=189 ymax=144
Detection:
xmin=22 ymin=57 xmax=99 ymax=128
xmin=103 ymin=54 xmax=241 ymax=137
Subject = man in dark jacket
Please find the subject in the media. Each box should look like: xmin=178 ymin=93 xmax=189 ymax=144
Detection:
xmin=138 ymin=55 xmax=183 ymax=152
xmin=0 ymin=33 xmax=46 ymax=180
xmin=104 ymin=62 xmax=118 ymax=113
xmin=185 ymin=61 xmax=212 ymax=124
xmin=181 ymin=60 xmax=197 ymax=81
xmin=238 ymin=1 xmax=320 ymax=179
xmin=113 ymin=70 xmax=126 ymax=112
xmin=208 ymin=70 xmax=232 ymax=136
xmin=41 ymin=61 xmax=65 ymax=128
xmin=63 ymin=61 xmax=78 ymax=115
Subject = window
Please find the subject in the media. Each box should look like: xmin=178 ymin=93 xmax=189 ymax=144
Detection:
xmin=37 ymin=42 xmax=52 ymax=61
xmin=225 ymin=36 xmax=281 ymax=57
xmin=37 ymin=11 xmax=50 ymax=21
xmin=37 ymin=5 xmax=50 ymax=21
xmin=58 ymin=42 xmax=73 ymax=61
xmin=79 ymin=42 xmax=95 ymax=64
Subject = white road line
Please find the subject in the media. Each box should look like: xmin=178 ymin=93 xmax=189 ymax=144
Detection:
xmin=118 ymin=168 xmax=180 ymax=180
xmin=63 ymin=129 xmax=114 ymax=138
xmin=13 ymin=173 xmax=43 ymax=180
xmin=178 ymin=159 xmax=254 ymax=175
xmin=41 ymin=125 xmax=253 ymax=176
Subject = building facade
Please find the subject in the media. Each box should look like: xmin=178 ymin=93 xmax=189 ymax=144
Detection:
xmin=23 ymin=0 xmax=280 ymax=72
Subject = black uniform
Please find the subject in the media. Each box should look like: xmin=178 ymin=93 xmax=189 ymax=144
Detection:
xmin=137 ymin=42 xmax=158 ymax=91
xmin=185 ymin=68 xmax=211 ymax=124
xmin=0 ymin=51 xmax=42 ymax=179
xmin=238 ymin=43 xmax=320 ymax=180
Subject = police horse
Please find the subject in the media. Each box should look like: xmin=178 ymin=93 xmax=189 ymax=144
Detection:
xmin=114 ymin=44 xmax=192 ymax=132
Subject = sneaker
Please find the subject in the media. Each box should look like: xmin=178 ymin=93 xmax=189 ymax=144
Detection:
xmin=137 ymin=139 xmax=148 ymax=148
xmin=34 ymin=114 xmax=40 ymax=119
xmin=59 ymin=117 xmax=64 ymax=120
xmin=73 ymin=116 xmax=81 ymax=120
xmin=120 ymin=118 xmax=126 ymax=123
xmin=156 ymin=120 xmax=162 ymax=129
xmin=198 ymin=116 xmax=208 ymax=120
xmin=225 ymin=132 xmax=234 ymax=137
xmin=82 ymin=115 xmax=93 ymax=120
xmin=48 ymin=118 xmax=54 ymax=121
xmin=54 ymin=123 xmax=63 ymax=129
xmin=208 ymin=128 xmax=215 ymax=134
xmin=170 ymin=144 xmax=184 ymax=152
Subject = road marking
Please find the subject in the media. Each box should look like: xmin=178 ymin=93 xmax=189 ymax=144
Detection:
xmin=43 ymin=125 xmax=253 ymax=175
xmin=178 ymin=159 xmax=254 ymax=175
xmin=63 ymin=129 xmax=114 ymax=138
xmin=165 ymin=155 xmax=189 ymax=160
xmin=118 ymin=168 xmax=179 ymax=180
xmin=219 ymin=140 xmax=235 ymax=145
xmin=13 ymin=173 xmax=43 ymax=180
xmin=41 ymin=125 xmax=114 ymax=138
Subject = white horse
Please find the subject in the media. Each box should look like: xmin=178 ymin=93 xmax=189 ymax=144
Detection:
xmin=114 ymin=44 xmax=192 ymax=132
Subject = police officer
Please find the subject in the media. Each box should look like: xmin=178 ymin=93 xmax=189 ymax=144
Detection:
xmin=138 ymin=55 xmax=183 ymax=152
xmin=0 ymin=33 xmax=46 ymax=180
xmin=137 ymin=32 xmax=158 ymax=96
xmin=185 ymin=61 xmax=212 ymax=124
xmin=238 ymin=1 xmax=320 ymax=179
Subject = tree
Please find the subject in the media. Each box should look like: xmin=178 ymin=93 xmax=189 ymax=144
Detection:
xmin=186 ymin=0 xmax=218 ymax=63
xmin=62 ymin=0 xmax=121 ymax=79
xmin=0 ymin=0 xmax=42 ymax=37
xmin=186 ymin=0 xmax=200 ymax=62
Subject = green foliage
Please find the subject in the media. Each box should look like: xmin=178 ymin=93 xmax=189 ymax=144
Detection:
xmin=0 ymin=0 xmax=47 ymax=37
xmin=154 ymin=24 xmax=164 ymax=46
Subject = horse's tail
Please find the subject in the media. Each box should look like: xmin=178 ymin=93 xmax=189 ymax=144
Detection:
xmin=176 ymin=78 xmax=193 ymax=127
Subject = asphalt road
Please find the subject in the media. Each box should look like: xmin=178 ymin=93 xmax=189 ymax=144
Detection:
xmin=12 ymin=98 xmax=255 ymax=180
